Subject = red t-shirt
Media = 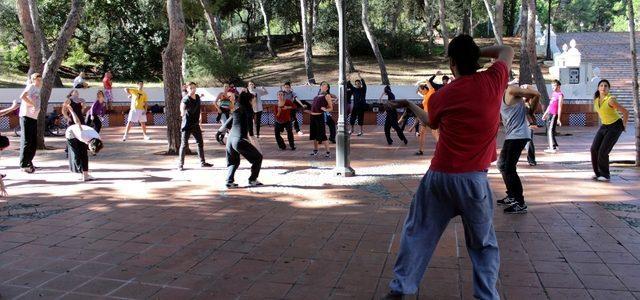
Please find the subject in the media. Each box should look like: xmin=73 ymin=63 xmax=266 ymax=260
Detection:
xmin=276 ymin=99 xmax=293 ymax=123
xmin=428 ymin=61 xmax=509 ymax=173
xmin=102 ymin=76 xmax=112 ymax=90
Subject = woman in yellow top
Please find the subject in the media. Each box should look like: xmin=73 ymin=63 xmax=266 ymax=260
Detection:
xmin=415 ymin=80 xmax=438 ymax=156
xmin=590 ymin=79 xmax=629 ymax=182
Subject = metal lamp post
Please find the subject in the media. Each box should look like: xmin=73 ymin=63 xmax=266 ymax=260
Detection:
xmin=335 ymin=0 xmax=355 ymax=177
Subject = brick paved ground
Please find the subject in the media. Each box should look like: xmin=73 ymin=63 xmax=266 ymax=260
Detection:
xmin=0 ymin=124 xmax=639 ymax=299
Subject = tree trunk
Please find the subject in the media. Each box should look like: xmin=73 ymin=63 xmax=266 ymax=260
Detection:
xmin=312 ymin=0 xmax=319 ymax=31
xmin=627 ymin=0 xmax=640 ymax=165
xmin=518 ymin=0 xmax=531 ymax=84
xmin=361 ymin=0 xmax=389 ymax=85
xmin=300 ymin=0 xmax=316 ymax=84
xmin=334 ymin=0 xmax=355 ymax=72
xmin=306 ymin=0 xmax=314 ymax=56
xmin=257 ymin=0 xmax=276 ymax=57
xmin=37 ymin=0 xmax=84 ymax=149
xmin=200 ymin=0 xmax=227 ymax=59
xmin=163 ymin=0 xmax=186 ymax=155
xmin=461 ymin=0 xmax=471 ymax=35
xmin=495 ymin=0 xmax=504 ymax=40
xmin=526 ymin=0 xmax=549 ymax=103
xmin=27 ymin=0 xmax=63 ymax=87
xmin=16 ymin=0 xmax=43 ymax=76
xmin=505 ymin=0 xmax=517 ymax=36
xmin=438 ymin=0 xmax=449 ymax=50
xmin=424 ymin=0 xmax=435 ymax=54
xmin=482 ymin=0 xmax=503 ymax=45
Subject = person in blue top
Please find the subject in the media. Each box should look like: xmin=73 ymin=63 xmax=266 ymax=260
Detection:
xmin=347 ymin=73 xmax=367 ymax=136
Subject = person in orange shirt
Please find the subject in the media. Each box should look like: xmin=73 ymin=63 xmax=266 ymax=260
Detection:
xmin=415 ymin=80 xmax=437 ymax=155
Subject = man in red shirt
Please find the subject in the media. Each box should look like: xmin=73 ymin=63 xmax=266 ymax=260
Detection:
xmin=384 ymin=35 xmax=513 ymax=300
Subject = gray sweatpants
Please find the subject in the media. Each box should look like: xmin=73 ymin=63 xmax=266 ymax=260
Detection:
xmin=390 ymin=170 xmax=500 ymax=300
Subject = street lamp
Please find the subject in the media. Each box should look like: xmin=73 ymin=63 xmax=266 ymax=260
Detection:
xmin=545 ymin=0 xmax=552 ymax=61
xmin=335 ymin=0 xmax=355 ymax=177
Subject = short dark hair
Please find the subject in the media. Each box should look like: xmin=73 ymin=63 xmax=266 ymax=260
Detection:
xmin=284 ymin=81 xmax=291 ymax=86
xmin=137 ymin=80 xmax=144 ymax=84
xmin=89 ymin=139 xmax=103 ymax=154
xmin=447 ymin=34 xmax=481 ymax=76
xmin=442 ymin=75 xmax=450 ymax=81
xmin=355 ymin=79 xmax=361 ymax=84
xmin=552 ymin=80 xmax=561 ymax=86
xmin=188 ymin=82 xmax=197 ymax=86
xmin=0 ymin=136 xmax=9 ymax=149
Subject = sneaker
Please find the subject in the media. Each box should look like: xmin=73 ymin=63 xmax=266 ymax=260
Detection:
xmin=298 ymin=131 xmax=304 ymax=136
xmin=357 ymin=132 xmax=363 ymax=136
xmin=504 ymin=202 xmax=528 ymax=214
xmin=310 ymin=150 xmax=318 ymax=156
xmin=144 ymin=135 xmax=151 ymax=140
xmin=596 ymin=176 xmax=610 ymax=182
xmin=249 ymin=180 xmax=263 ymax=187
xmin=22 ymin=166 xmax=34 ymax=174
xmin=381 ymin=291 xmax=404 ymax=300
xmin=122 ymin=135 xmax=127 ymax=141
xmin=543 ymin=148 xmax=556 ymax=154
xmin=290 ymin=146 xmax=296 ymax=151
xmin=414 ymin=150 xmax=423 ymax=156
xmin=528 ymin=161 xmax=537 ymax=166
xmin=83 ymin=175 xmax=96 ymax=182
xmin=177 ymin=166 xmax=184 ymax=171
xmin=403 ymin=139 xmax=408 ymax=145
xmin=591 ymin=175 xmax=599 ymax=180
xmin=324 ymin=151 xmax=330 ymax=158
xmin=497 ymin=196 xmax=515 ymax=206
xmin=226 ymin=182 xmax=238 ymax=188
xmin=201 ymin=162 xmax=213 ymax=168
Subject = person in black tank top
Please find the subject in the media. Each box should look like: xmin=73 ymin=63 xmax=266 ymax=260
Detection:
xmin=219 ymin=91 xmax=263 ymax=188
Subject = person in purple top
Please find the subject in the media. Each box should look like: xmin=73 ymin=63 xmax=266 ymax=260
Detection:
xmin=87 ymin=90 xmax=107 ymax=133
xmin=305 ymin=81 xmax=334 ymax=158
xmin=542 ymin=80 xmax=563 ymax=153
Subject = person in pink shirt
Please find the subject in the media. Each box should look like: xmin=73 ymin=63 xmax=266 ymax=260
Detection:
xmin=542 ymin=79 xmax=563 ymax=153
xmin=102 ymin=71 xmax=113 ymax=110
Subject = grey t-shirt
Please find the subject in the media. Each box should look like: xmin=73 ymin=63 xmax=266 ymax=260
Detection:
xmin=500 ymin=98 xmax=530 ymax=140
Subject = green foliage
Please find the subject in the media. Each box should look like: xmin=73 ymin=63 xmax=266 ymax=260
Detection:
xmin=186 ymin=39 xmax=251 ymax=84
xmin=0 ymin=44 xmax=28 ymax=71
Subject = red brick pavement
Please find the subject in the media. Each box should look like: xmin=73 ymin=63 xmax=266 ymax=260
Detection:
xmin=0 ymin=125 xmax=638 ymax=299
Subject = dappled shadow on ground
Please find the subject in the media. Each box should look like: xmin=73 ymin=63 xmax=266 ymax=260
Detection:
xmin=0 ymin=126 xmax=638 ymax=299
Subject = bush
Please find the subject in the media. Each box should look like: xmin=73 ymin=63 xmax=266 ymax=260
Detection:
xmin=186 ymin=40 xmax=251 ymax=84
xmin=0 ymin=44 xmax=28 ymax=71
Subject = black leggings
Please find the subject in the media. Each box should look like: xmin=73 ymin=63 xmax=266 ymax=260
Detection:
xmin=19 ymin=117 xmax=37 ymax=168
xmin=326 ymin=113 xmax=336 ymax=142
xmin=384 ymin=112 xmax=407 ymax=145
xmin=546 ymin=114 xmax=559 ymax=149
xmin=67 ymin=138 xmax=88 ymax=173
xmin=497 ymin=139 xmax=529 ymax=204
xmin=350 ymin=106 xmax=366 ymax=126
xmin=226 ymin=137 xmax=262 ymax=183
xmin=89 ymin=116 xmax=102 ymax=133
xmin=591 ymin=119 xmax=624 ymax=179
xmin=254 ymin=111 xmax=263 ymax=137
xmin=526 ymin=129 xmax=535 ymax=164
xmin=179 ymin=126 xmax=205 ymax=167
xmin=275 ymin=121 xmax=295 ymax=149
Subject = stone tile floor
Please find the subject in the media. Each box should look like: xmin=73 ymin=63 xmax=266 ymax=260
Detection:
xmin=0 ymin=124 xmax=639 ymax=299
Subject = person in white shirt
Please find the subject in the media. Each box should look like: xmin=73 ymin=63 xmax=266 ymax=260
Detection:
xmin=18 ymin=73 xmax=42 ymax=173
xmin=73 ymin=72 xmax=89 ymax=88
xmin=63 ymin=100 xmax=104 ymax=181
